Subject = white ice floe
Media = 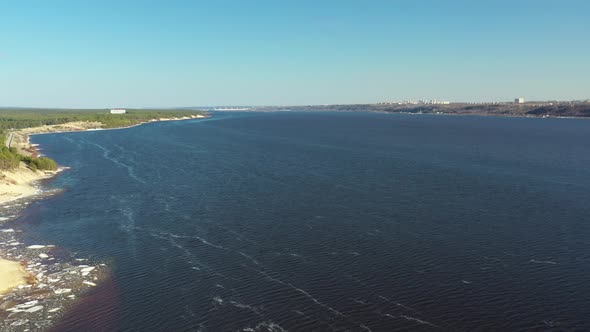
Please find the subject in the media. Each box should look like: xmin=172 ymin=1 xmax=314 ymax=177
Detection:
xmin=39 ymin=253 xmax=49 ymax=259
xmin=0 ymin=228 xmax=14 ymax=233
xmin=7 ymin=301 xmax=43 ymax=313
xmin=82 ymin=281 xmax=97 ymax=287
xmin=81 ymin=266 xmax=96 ymax=276
xmin=25 ymin=305 xmax=44 ymax=313
xmin=54 ymin=289 xmax=72 ymax=295
xmin=27 ymin=245 xmax=46 ymax=249
xmin=16 ymin=300 xmax=38 ymax=308
xmin=10 ymin=319 xmax=28 ymax=326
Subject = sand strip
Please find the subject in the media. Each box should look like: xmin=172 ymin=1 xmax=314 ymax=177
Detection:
xmin=0 ymin=163 xmax=60 ymax=206
xmin=0 ymin=258 xmax=26 ymax=294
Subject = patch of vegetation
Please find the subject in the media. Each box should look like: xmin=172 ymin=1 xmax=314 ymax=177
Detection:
xmin=0 ymin=146 xmax=58 ymax=171
xmin=20 ymin=155 xmax=58 ymax=171
xmin=0 ymin=147 xmax=20 ymax=170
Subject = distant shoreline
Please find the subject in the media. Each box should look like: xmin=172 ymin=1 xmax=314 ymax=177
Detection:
xmin=26 ymin=114 xmax=207 ymax=138
xmin=248 ymin=102 xmax=590 ymax=119
xmin=372 ymin=109 xmax=590 ymax=120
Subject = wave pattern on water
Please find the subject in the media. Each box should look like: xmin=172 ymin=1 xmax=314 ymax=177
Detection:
xmin=21 ymin=112 xmax=590 ymax=331
xmin=84 ymin=141 xmax=146 ymax=184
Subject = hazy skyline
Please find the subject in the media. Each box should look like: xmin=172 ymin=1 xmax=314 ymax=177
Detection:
xmin=1 ymin=0 xmax=589 ymax=108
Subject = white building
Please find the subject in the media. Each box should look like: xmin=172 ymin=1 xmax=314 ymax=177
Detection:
xmin=110 ymin=108 xmax=126 ymax=114
xmin=514 ymin=98 xmax=525 ymax=104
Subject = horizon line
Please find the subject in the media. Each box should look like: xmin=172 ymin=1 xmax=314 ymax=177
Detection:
xmin=2 ymin=99 xmax=590 ymax=110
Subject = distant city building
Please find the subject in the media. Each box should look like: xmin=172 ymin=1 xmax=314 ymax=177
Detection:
xmin=110 ymin=108 xmax=126 ymax=114
xmin=515 ymin=98 xmax=525 ymax=104
xmin=395 ymin=100 xmax=450 ymax=105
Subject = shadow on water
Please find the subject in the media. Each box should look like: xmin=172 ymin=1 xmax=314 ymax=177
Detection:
xmin=49 ymin=275 xmax=121 ymax=332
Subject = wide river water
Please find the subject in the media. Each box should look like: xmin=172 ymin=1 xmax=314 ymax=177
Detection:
xmin=17 ymin=112 xmax=590 ymax=331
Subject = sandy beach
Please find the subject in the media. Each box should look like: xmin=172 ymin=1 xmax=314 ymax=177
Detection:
xmin=0 ymin=122 xmax=82 ymax=205
xmin=0 ymin=163 xmax=59 ymax=205
xmin=0 ymin=258 xmax=27 ymax=294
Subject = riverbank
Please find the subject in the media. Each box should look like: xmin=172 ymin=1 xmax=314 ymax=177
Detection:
xmin=0 ymin=164 xmax=61 ymax=206
xmin=1 ymin=114 xmax=205 ymax=206
xmin=6 ymin=115 xmax=206 ymax=157
xmin=6 ymin=121 xmax=103 ymax=157
xmin=0 ymin=114 xmax=205 ymax=330
xmin=0 ymin=219 xmax=108 ymax=330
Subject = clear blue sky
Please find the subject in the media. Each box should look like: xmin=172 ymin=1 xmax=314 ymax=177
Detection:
xmin=1 ymin=0 xmax=589 ymax=108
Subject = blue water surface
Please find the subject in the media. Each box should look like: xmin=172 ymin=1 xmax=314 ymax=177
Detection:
xmin=20 ymin=112 xmax=590 ymax=331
